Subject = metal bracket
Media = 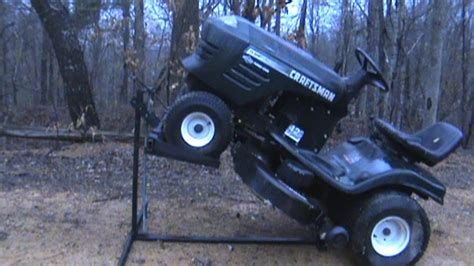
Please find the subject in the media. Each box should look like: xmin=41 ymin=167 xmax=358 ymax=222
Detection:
xmin=119 ymin=86 xmax=319 ymax=266
xmin=130 ymin=97 xmax=160 ymax=128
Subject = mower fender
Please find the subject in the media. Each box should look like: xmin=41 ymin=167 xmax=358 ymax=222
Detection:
xmin=360 ymin=169 xmax=446 ymax=205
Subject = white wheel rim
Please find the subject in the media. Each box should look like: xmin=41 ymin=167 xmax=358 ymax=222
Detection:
xmin=180 ymin=112 xmax=215 ymax=148
xmin=371 ymin=216 xmax=411 ymax=257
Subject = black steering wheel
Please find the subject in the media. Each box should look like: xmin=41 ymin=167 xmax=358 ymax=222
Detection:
xmin=355 ymin=48 xmax=389 ymax=92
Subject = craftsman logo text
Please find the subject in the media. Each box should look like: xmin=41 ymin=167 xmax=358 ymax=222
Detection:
xmin=289 ymin=70 xmax=336 ymax=102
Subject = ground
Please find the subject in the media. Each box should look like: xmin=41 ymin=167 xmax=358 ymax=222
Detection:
xmin=0 ymin=140 xmax=472 ymax=265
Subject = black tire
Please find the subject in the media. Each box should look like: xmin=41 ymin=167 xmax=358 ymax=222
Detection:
xmin=163 ymin=91 xmax=233 ymax=156
xmin=349 ymin=191 xmax=430 ymax=266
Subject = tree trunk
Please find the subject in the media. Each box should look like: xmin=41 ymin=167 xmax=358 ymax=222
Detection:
xmin=133 ymin=0 xmax=145 ymax=82
xmin=0 ymin=35 xmax=5 ymax=108
xmin=47 ymin=46 xmax=55 ymax=104
xmin=72 ymin=1 xmax=101 ymax=30
xmin=377 ymin=0 xmax=389 ymax=118
xmin=275 ymin=1 xmax=281 ymax=35
xmin=169 ymin=0 xmax=199 ymax=100
xmin=334 ymin=0 xmax=352 ymax=75
xmin=465 ymin=105 xmax=474 ymax=147
xmin=296 ymin=0 xmax=308 ymax=49
xmin=31 ymin=0 xmax=100 ymax=129
xmin=365 ymin=0 xmax=383 ymax=117
xmin=422 ymin=0 xmax=446 ymax=127
xmin=243 ymin=0 xmax=256 ymax=22
xmin=11 ymin=38 xmax=21 ymax=106
xmin=0 ymin=125 xmax=135 ymax=143
xmin=231 ymin=0 xmax=241 ymax=15
xmin=0 ymin=0 xmax=5 ymax=108
xmin=120 ymin=0 xmax=130 ymax=103
xmin=390 ymin=0 xmax=407 ymax=127
xmin=460 ymin=0 xmax=472 ymax=147
xmin=40 ymin=30 xmax=49 ymax=105
xmin=0 ymin=41 xmax=5 ymax=107
xmin=308 ymin=0 xmax=319 ymax=52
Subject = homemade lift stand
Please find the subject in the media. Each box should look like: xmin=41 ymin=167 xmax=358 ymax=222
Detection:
xmin=118 ymin=86 xmax=318 ymax=266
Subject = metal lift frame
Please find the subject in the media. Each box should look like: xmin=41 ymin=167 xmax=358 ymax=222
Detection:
xmin=117 ymin=86 xmax=318 ymax=266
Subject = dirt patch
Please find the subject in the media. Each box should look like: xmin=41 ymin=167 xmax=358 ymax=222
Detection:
xmin=0 ymin=140 xmax=473 ymax=265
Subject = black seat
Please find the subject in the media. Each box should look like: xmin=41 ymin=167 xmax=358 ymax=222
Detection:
xmin=375 ymin=119 xmax=463 ymax=166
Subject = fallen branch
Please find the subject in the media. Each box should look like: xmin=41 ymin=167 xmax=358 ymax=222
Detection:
xmin=0 ymin=125 xmax=136 ymax=143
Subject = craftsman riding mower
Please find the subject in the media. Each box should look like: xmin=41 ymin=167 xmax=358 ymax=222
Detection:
xmin=146 ymin=16 xmax=463 ymax=265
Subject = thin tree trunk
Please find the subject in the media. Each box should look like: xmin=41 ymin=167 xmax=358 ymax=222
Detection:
xmin=308 ymin=0 xmax=320 ymax=54
xmin=231 ymin=0 xmax=241 ymax=15
xmin=382 ymin=0 xmax=396 ymax=120
xmin=11 ymin=39 xmax=21 ymax=106
xmin=378 ymin=0 xmax=389 ymax=118
xmin=0 ymin=30 xmax=6 ymax=108
xmin=465 ymin=105 xmax=474 ymax=147
xmin=120 ymin=0 xmax=130 ymax=103
xmin=134 ymin=0 xmax=145 ymax=82
xmin=40 ymin=30 xmax=49 ymax=105
xmin=296 ymin=0 xmax=308 ymax=49
xmin=365 ymin=0 xmax=383 ymax=118
xmin=243 ymin=0 xmax=256 ymax=22
xmin=334 ymin=0 xmax=352 ymax=75
xmin=422 ymin=0 xmax=446 ymax=127
xmin=0 ymin=0 xmax=5 ymax=108
xmin=460 ymin=0 xmax=472 ymax=147
xmin=275 ymin=2 xmax=281 ymax=35
xmin=391 ymin=0 xmax=407 ymax=127
xmin=31 ymin=0 xmax=100 ymax=129
xmin=92 ymin=32 xmax=104 ymax=106
xmin=402 ymin=56 xmax=411 ymax=129
xmin=47 ymin=46 xmax=55 ymax=104
xmin=169 ymin=0 xmax=199 ymax=100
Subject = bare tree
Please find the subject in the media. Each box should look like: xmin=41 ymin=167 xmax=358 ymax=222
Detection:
xmin=0 ymin=0 xmax=469 ymax=148
xmin=31 ymin=0 xmax=100 ymax=129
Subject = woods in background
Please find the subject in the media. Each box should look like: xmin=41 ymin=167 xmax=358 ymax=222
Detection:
xmin=0 ymin=0 xmax=472 ymax=146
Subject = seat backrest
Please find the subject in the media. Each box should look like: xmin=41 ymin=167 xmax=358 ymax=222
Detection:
xmin=374 ymin=119 xmax=463 ymax=166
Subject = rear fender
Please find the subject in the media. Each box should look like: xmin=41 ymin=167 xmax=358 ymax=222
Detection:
xmin=354 ymin=169 xmax=446 ymax=205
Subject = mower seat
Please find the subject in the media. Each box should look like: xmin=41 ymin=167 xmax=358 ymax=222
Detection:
xmin=375 ymin=119 xmax=463 ymax=166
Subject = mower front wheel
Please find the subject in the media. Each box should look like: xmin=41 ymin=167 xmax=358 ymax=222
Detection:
xmin=163 ymin=91 xmax=233 ymax=157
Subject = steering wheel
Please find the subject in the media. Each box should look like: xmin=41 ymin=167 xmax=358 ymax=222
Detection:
xmin=355 ymin=48 xmax=389 ymax=92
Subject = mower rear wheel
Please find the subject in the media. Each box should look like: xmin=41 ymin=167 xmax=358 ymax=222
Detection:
xmin=163 ymin=91 xmax=233 ymax=156
xmin=349 ymin=191 xmax=430 ymax=266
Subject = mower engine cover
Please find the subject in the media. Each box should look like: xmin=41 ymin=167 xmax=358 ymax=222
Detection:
xmin=182 ymin=16 xmax=346 ymax=106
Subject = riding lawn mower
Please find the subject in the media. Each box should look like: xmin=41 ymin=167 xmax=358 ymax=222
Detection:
xmin=145 ymin=16 xmax=463 ymax=265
